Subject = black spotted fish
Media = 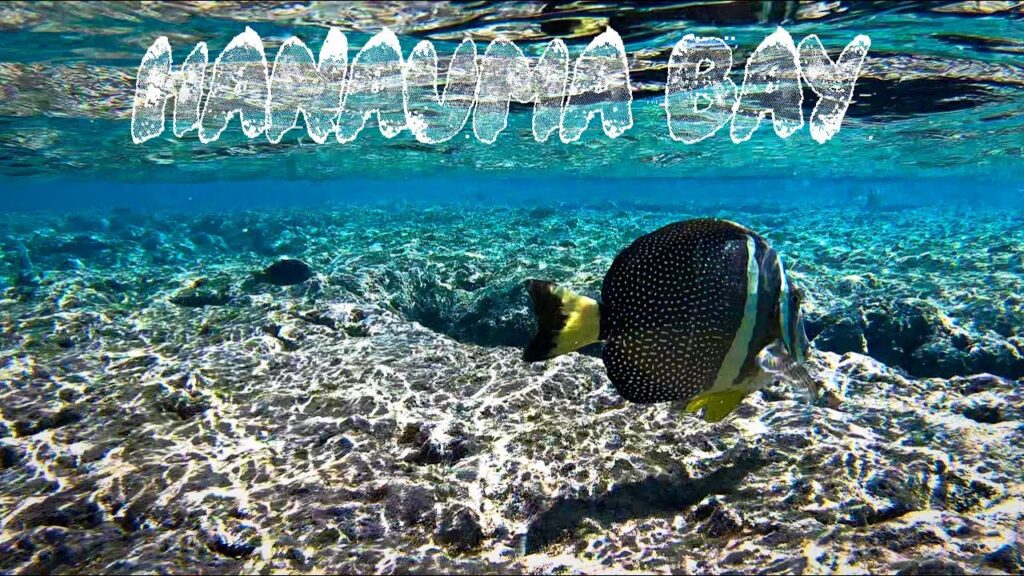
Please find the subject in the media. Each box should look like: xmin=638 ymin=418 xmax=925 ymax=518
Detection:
xmin=254 ymin=258 xmax=313 ymax=286
xmin=523 ymin=218 xmax=813 ymax=422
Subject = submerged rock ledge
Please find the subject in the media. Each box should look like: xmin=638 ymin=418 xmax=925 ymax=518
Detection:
xmin=4 ymin=204 xmax=1022 ymax=377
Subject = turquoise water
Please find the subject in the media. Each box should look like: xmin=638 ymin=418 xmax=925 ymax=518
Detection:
xmin=0 ymin=1 xmax=1022 ymax=183
xmin=1 ymin=2 xmax=1023 ymax=575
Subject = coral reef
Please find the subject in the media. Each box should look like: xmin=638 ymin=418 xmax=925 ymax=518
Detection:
xmin=1 ymin=204 xmax=1021 ymax=573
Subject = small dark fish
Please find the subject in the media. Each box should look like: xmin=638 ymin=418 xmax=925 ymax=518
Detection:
xmin=254 ymin=258 xmax=313 ymax=286
xmin=523 ymin=218 xmax=813 ymax=422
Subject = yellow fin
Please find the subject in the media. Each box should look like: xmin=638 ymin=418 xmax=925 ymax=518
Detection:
xmin=550 ymin=285 xmax=600 ymax=356
xmin=684 ymin=390 xmax=747 ymax=423
xmin=523 ymin=280 xmax=601 ymax=361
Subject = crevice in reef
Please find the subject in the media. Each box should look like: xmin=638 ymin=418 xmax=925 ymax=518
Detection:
xmin=808 ymin=298 xmax=1024 ymax=380
xmin=397 ymin=286 xmax=1023 ymax=379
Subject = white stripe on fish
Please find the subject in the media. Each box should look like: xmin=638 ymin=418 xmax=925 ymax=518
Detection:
xmin=713 ymin=234 xmax=759 ymax=390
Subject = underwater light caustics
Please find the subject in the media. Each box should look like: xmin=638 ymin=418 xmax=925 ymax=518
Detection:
xmin=131 ymin=27 xmax=869 ymax=146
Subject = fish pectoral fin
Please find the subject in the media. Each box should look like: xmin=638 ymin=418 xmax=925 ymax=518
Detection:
xmin=756 ymin=342 xmax=791 ymax=374
xmin=683 ymin=390 xmax=747 ymax=423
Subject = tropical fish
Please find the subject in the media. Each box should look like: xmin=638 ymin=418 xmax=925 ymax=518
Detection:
xmin=523 ymin=218 xmax=814 ymax=422
xmin=254 ymin=258 xmax=313 ymax=286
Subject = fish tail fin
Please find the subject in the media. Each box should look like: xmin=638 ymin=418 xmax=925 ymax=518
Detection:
xmin=523 ymin=280 xmax=601 ymax=362
xmin=684 ymin=390 xmax=748 ymax=423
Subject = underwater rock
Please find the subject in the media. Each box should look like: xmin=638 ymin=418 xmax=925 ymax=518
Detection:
xmin=298 ymin=309 xmax=337 ymax=330
xmin=54 ymin=235 xmax=111 ymax=257
xmin=701 ymin=506 xmax=744 ymax=539
xmin=190 ymin=231 xmax=228 ymax=251
xmin=272 ymin=231 xmax=306 ymax=255
xmin=16 ymin=529 xmax=111 ymax=575
xmin=12 ymin=408 xmax=83 ymax=437
xmin=63 ymin=214 xmax=110 ymax=233
xmin=309 ymin=527 xmax=341 ymax=547
xmin=398 ymin=421 xmax=477 ymax=466
xmin=446 ymin=282 xmax=534 ymax=347
xmin=528 ymin=206 xmax=557 ymax=219
xmin=895 ymin=557 xmax=966 ymax=575
xmin=191 ymin=214 xmax=278 ymax=255
xmin=157 ymin=389 xmax=211 ymax=421
xmin=813 ymin=314 xmax=867 ymax=355
xmin=190 ymin=214 xmax=233 ymax=238
xmin=169 ymin=287 xmax=230 ymax=307
xmin=862 ymin=299 xmax=935 ymax=369
xmin=984 ymin=541 xmax=1023 ymax=574
xmin=434 ymin=506 xmax=484 ymax=553
xmin=909 ymin=340 xmax=969 ymax=379
xmin=108 ymin=207 xmax=146 ymax=231
xmin=904 ymin=333 xmax=1024 ymax=381
xmin=12 ymin=493 xmax=103 ymax=531
xmin=966 ymin=337 xmax=1024 ymax=379
xmin=932 ymin=473 xmax=998 ymax=514
xmin=169 ymin=277 xmax=232 ymax=307
xmin=805 ymin=298 xmax=1024 ymax=379
xmin=351 ymin=508 xmax=387 ymax=541
xmin=254 ymin=258 xmax=312 ymax=286
xmin=1 ymin=444 xmax=23 ymax=469
xmin=205 ymin=530 xmax=258 ymax=559
xmin=957 ymin=373 xmax=1005 ymax=395
xmin=846 ymin=467 xmax=923 ymax=524
xmin=956 ymin=394 xmax=1006 ymax=424
xmin=382 ymin=483 xmax=436 ymax=527
xmin=306 ymin=303 xmax=384 ymax=337
xmin=244 ymin=222 xmax=286 ymax=256
xmin=136 ymin=229 xmax=167 ymax=251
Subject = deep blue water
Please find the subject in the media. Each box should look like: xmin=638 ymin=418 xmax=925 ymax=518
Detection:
xmin=4 ymin=177 xmax=1024 ymax=213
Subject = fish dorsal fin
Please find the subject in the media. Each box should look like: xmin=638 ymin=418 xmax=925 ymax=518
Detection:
xmin=684 ymin=390 xmax=747 ymax=423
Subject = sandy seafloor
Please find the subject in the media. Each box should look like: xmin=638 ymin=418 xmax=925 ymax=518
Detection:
xmin=1 ymin=202 xmax=1022 ymax=575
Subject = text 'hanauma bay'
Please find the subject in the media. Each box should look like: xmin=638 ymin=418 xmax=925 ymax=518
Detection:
xmin=131 ymin=27 xmax=870 ymax=146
